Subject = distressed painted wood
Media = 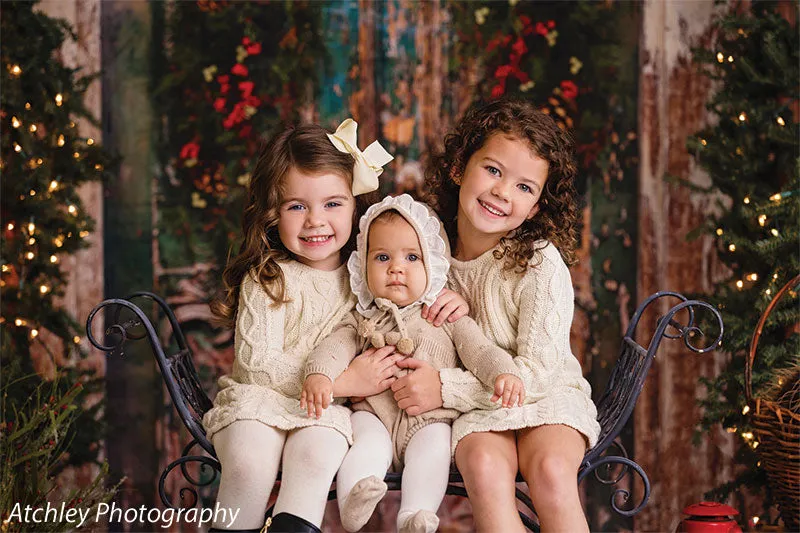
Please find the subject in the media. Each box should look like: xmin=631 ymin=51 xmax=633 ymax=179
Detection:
xmin=637 ymin=1 xmax=753 ymax=530
xmin=101 ymin=1 xmax=159 ymax=529
xmin=34 ymin=0 xmax=106 ymax=495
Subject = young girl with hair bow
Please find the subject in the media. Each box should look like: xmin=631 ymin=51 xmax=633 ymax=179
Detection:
xmin=203 ymin=120 xmax=465 ymax=533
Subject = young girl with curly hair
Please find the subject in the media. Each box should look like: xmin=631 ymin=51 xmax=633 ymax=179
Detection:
xmin=392 ymin=98 xmax=601 ymax=532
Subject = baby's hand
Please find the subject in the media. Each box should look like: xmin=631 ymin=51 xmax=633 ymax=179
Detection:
xmin=491 ymin=373 xmax=525 ymax=408
xmin=301 ymin=374 xmax=333 ymax=419
xmin=422 ymin=288 xmax=469 ymax=326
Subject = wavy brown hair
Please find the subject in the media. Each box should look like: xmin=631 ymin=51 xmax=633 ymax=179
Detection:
xmin=211 ymin=124 xmax=365 ymax=328
xmin=423 ymin=97 xmax=580 ymax=270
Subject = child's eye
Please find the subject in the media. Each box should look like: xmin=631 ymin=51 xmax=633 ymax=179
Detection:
xmin=287 ymin=204 xmax=305 ymax=211
xmin=407 ymin=254 xmax=420 ymax=262
xmin=325 ymin=201 xmax=342 ymax=208
xmin=375 ymin=254 xmax=389 ymax=262
xmin=485 ymin=165 xmax=500 ymax=176
xmin=518 ymin=183 xmax=532 ymax=193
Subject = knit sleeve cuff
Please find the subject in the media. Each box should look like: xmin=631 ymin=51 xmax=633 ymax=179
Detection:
xmin=304 ymin=364 xmax=339 ymax=383
xmin=473 ymin=349 xmax=521 ymax=386
xmin=440 ymin=367 xmax=500 ymax=413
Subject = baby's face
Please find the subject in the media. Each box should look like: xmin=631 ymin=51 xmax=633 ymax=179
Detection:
xmin=366 ymin=217 xmax=427 ymax=307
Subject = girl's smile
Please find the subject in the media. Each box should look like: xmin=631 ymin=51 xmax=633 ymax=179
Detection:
xmin=455 ymin=133 xmax=549 ymax=260
xmin=277 ymin=167 xmax=355 ymax=271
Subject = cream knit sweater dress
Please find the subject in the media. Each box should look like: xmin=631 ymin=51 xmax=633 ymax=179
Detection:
xmin=441 ymin=242 xmax=601 ymax=451
xmin=202 ymin=260 xmax=357 ymax=443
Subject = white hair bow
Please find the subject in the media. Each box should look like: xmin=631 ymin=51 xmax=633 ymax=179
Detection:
xmin=327 ymin=119 xmax=394 ymax=196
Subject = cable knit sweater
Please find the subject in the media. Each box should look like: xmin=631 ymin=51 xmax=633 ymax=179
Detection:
xmin=202 ymin=260 xmax=357 ymax=443
xmin=305 ymin=301 xmax=519 ymax=469
xmin=442 ymin=241 xmax=601 ymax=451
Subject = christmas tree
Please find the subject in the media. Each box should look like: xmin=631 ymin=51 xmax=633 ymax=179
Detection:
xmin=1 ymin=0 xmax=116 ymax=487
xmin=688 ymin=2 xmax=799 ymax=521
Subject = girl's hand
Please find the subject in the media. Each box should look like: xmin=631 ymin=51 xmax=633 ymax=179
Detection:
xmin=491 ymin=373 xmax=525 ymax=408
xmin=333 ymin=346 xmax=404 ymax=398
xmin=391 ymin=358 xmax=443 ymax=415
xmin=421 ymin=288 xmax=469 ymax=327
xmin=301 ymin=374 xmax=333 ymax=419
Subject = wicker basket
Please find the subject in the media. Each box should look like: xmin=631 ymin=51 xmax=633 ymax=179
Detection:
xmin=745 ymin=274 xmax=800 ymax=531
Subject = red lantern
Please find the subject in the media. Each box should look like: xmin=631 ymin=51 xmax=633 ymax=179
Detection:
xmin=677 ymin=502 xmax=743 ymax=533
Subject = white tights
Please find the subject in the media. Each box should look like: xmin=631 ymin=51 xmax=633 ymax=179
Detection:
xmin=336 ymin=412 xmax=451 ymax=532
xmin=211 ymin=420 xmax=348 ymax=529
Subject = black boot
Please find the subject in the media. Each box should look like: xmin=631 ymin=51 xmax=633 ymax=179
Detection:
xmin=264 ymin=512 xmax=321 ymax=533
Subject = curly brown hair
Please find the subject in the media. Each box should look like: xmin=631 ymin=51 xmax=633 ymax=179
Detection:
xmin=211 ymin=124 xmax=371 ymax=328
xmin=423 ymin=97 xmax=580 ymax=270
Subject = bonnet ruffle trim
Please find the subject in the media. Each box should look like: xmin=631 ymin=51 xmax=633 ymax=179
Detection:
xmin=347 ymin=193 xmax=449 ymax=316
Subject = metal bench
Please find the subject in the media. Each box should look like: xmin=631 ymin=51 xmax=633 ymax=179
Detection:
xmin=87 ymin=291 xmax=723 ymax=531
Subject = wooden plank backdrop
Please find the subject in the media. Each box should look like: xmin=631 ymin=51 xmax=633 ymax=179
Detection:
xmin=36 ymin=0 xmax=773 ymax=530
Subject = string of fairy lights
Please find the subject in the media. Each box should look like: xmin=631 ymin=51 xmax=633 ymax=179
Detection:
xmin=2 ymin=61 xmax=105 ymax=347
xmin=707 ymin=35 xmax=797 ymax=527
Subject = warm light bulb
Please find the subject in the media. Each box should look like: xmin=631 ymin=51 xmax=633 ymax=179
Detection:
xmin=29 ymin=124 xmax=37 ymax=133
xmin=57 ymin=134 xmax=65 ymax=147
xmin=758 ymin=214 xmax=766 ymax=226
xmin=727 ymin=55 xmax=734 ymax=63
xmin=49 ymin=180 xmax=58 ymax=192
xmin=30 ymin=329 xmax=39 ymax=338
xmin=770 ymin=193 xmax=781 ymax=202
xmin=748 ymin=273 xmax=758 ymax=281
xmin=738 ymin=112 xmax=747 ymax=122
xmin=773 ymin=273 xmax=779 ymax=280
xmin=11 ymin=117 xmax=20 ymax=128
xmin=7 ymin=223 xmax=14 ymax=231
xmin=728 ymin=244 xmax=736 ymax=252
xmin=742 ymin=405 xmax=750 ymax=415
xmin=716 ymin=52 xmax=724 ymax=63
xmin=54 ymin=237 xmax=64 ymax=248
xmin=752 ymin=517 xmax=760 ymax=525
xmin=715 ymin=228 xmax=723 ymax=236
xmin=14 ymin=318 xmax=22 ymax=327
xmin=700 ymin=139 xmax=707 ymax=146
xmin=771 ymin=229 xmax=779 ymax=237
xmin=741 ymin=432 xmax=753 ymax=440
xmin=736 ymin=280 xmax=744 ymax=289
xmin=73 ymin=336 xmax=81 ymax=344
xmin=26 ymin=252 xmax=34 ymax=259
xmin=1 ymin=264 xmax=7 ymax=272
xmin=13 ymin=143 xmax=21 ymax=153
xmin=28 ymin=222 xmax=35 ymax=233
xmin=10 ymin=65 xmax=21 ymax=76
xmin=743 ymin=196 xmax=750 ymax=204
xmin=50 ymin=255 xmax=58 ymax=263
xmin=765 ymin=289 xmax=772 ymax=296
xmin=39 ymin=285 xmax=49 ymax=294
xmin=94 ymin=164 xmax=103 ymax=171
xmin=87 ymin=138 xmax=94 ymax=145
xmin=55 ymin=94 xmax=63 ymax=106
xmin=28 ymin=237 xmax=35 ymax=245
xmin=68 ymin=205 xmax=77 ymax=214
xmin=73 ymin=152 xmax=80 ymax=159
xmin=79 ymin=230 xmax=89 ymax=238
xmin=777 ymin=116 xmax=785 ymax=126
